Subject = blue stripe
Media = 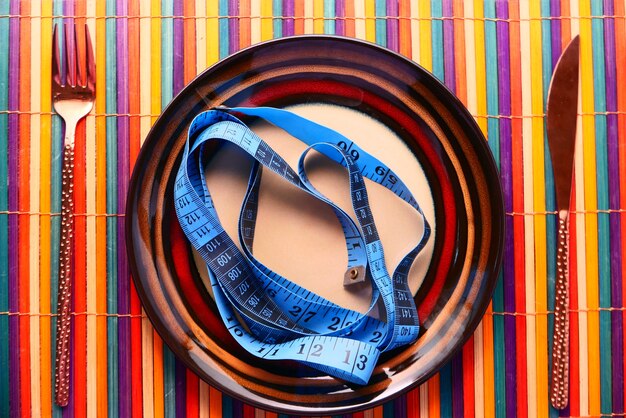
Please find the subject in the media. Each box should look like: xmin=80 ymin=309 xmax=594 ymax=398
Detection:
xmin=218 ymin=0 xmax=229 ymax=58
xmin=375 ymin=0 xmax=386 ymax=47
xmin=324 ymin=0 xmax=335 ymax=34
xmin=430 ymin=0 xmax=444 ymax=81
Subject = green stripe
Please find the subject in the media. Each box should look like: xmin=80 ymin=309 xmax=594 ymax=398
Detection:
xmin=375 ymin=0 xmax=386 ymax=47
xmin=0 ymin=3 xmax=9 ymax=416
xmin=162 ymin=1 xmax=177 ymax=414
xmin=105 ymin=0 xmax=119 ymax=415
xmin=218 ymin=0 xmax=228 ymax=58
xmin=51 ymin=5 xmax=64 ymax=416
xmin=324 ymin=0 xmax=335 ymax=35
xmin=439 ymin=363 xmax=453 ymax=417
xmin=430 ymin=0 xmax=444 ymax=81
xmin=273 ymin=0 xmax=283 ymax=38
xmin=590 ymin=1 xmax=612 ymax=414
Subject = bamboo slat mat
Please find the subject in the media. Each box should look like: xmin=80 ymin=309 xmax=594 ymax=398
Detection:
xmin=1 ymin=0 xmax=625 ymax=417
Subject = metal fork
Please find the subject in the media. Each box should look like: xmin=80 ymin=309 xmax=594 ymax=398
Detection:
xmin=51 ymin=21 xmax=95 ymax=407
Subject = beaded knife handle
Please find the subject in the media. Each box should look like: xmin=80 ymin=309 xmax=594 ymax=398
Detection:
xmin=550 ymin=211 xmax=569 ymax=409
xmin=54 ymin=143 xmax=75 ymax=406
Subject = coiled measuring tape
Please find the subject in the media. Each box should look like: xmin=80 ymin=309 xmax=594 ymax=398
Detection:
xmin=174 ymin=106 xmax=431 ymax=384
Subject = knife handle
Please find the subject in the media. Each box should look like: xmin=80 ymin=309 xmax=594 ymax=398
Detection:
xmin=550 ymin=211 xmax=570 ymax=409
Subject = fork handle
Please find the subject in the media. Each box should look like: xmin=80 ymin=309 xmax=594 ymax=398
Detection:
xmin=550 ymin=211 xmax=570 ymax=409
xmin=55 ymin=140 xmax=75 ymax=407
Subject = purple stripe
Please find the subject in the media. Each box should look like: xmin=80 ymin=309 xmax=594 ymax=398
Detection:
xmin=386 ymin=0 xmax=398 ymax=52
xmin=232 ymin=397 xmax=243 ymax=418
xmin=283 ymin=0 xmax=294 ymax=36
xmin=116 ymin=1 xmax=131 ymax=417
xmin=495 ymin=2 xmax=517 ymax=417
xmin=451 ymin=353 xmax=464 ymax=418
xmin=175 ymin=359 xmax=187 ymax=418
xmin=442 ymin=0 xmax=455 ymax=91
xmin=228 ymin=0 xmax=239 ymax=54
xmin=393 ymin=393 xmax=406 ymax=417
xmin=173 ymin=0 xmax=185 ymax=95
xmin=335 ymin=0 xmax=345 ymax=36
xmin=7 ymin=0 xmax=19 ymax=415
xmin=550 ymin=0 xmax=562 ymax=68
xmin=604 ymin=0 xmax=624 ymax=413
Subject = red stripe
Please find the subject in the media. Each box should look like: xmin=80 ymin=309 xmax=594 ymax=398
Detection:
xmin=462 ymin=339 xmax=474 ymax=418
xmin=406 ymin=387 xmax=420 ymax=417
xmin=186 ymin=370 xmax=199 ymax=418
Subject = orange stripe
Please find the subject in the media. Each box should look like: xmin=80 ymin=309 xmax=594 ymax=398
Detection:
xmin=398 ymin=0 xmax=411 ymax=58
xmin=452 ymin=0 xmax=466 ymax=104
xmin=95 ymin=0 xmax=109 ymax=415
xmin=294 ymin=0 xmax=304 ymax=34
xmin=18 ymin=1 xmax=31 ymax=416
xmin=208 ymin=385 xmax=221 ymax=418
xmin=428 ymin=374 xmax=441 ymax=418
xmin=153 ymin=332 xmax=164 ymax=418
xmin=344 ymin=0 xmax=355 ymax=37
xmin=239 ymin=0 xmax=251 ymax=48
xmin=508 ymin=1 xmax=527 ymax=416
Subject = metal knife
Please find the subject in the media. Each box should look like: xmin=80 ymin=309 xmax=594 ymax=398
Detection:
xmin=546 ymin=35 xmax=580 ymax=410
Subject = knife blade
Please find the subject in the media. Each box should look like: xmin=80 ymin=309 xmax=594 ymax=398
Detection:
xmin=546 ymin=34 xmax=580 ymax=410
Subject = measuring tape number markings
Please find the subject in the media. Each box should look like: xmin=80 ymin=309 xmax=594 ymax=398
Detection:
xmin=174 ymin=107 xmax=431 ymax=384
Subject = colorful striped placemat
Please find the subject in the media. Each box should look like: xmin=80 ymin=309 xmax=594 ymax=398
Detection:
xmin=1 ymin=1 xmax=625 ymax=417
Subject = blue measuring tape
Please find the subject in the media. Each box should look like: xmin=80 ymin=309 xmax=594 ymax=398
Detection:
xmin=174 ymin=107 xmax=431 ymax=384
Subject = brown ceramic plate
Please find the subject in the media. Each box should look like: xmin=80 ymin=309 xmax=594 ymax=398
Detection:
xmin=126 ymin=36 xmax=504 ymax=415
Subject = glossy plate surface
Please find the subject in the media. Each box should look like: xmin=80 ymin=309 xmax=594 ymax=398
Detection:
xmin=126 ymin=36 xmax=504 ymax=415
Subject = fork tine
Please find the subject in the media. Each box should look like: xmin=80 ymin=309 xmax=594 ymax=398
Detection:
xmin=52 ymin=24 xmax=62 ymax=87
xmin=85 ymin=25 xmax=95 ymax=90
xmin=64 ymin=22 xmax=77 ymax=87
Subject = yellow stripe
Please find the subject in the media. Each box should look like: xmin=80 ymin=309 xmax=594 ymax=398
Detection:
xmin=365 ymin=0 xmax=375 ymax=42
xmin=198 ymin=380 xmax=210 ymax=418
xmin=354 ymin=0 xmax=365 ymax=40
xmin=313 ymin=0 xmax=324 ymax=34
xmin=150 ymin=2 xmax=164 ymax=416
xmin=471 ymin=2 xmax=493 ymax=417
xmin=261 ymin=0 xmax=273 ymax=40
xmin=578 ymin=1 xmax=600 ymax=414
xmin=195 ymin=0 xmax=207 ymax=74
xmin=418 ymin=0 xmax=432 ymax=71
xmin=419 ymin=383 xmax=429 ymax=418
xmin=410 ymin=1 xmax=420 ymax=60
xmin=29 ymin=1 xmax=42 ymax=415
xmin=473 ymin=0 xmax=486 ymax=135
xmin=250 ymin=0 xmax=261 ymax=45
xmin=206 ymin=0 xmax=219 ymax=66
xmin=519 ymin=1 xmax=537 ymax=417
xmin=304 ymin=0 xmax=314 ymax=34
xmin=38 ymin=1 xmax=53 ymax=416
xmin=95 ymin=1 xmax=109 ymax=415
xmin=528 ymin=1 xmax=550 ymax=416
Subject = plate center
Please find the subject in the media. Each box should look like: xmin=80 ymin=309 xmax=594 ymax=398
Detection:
xmin=193 ymin=102 xmax=436 ymax=313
